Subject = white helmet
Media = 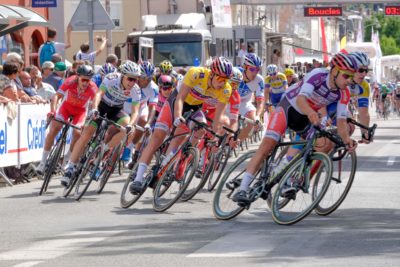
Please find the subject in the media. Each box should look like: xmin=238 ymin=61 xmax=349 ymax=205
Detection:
xmin=120 ymin=60 xmax=141 ymax=77
xmin=266 ymin=64 xmax=278 ymax=76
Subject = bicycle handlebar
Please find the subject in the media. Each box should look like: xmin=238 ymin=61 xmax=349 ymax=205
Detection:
xmin=346 ymin=117 xmax=377 ymax=141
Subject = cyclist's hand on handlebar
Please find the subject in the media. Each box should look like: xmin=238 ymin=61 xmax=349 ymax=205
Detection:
xmin=359 ymin=132 xmax=371 ymax=144
xmin=308 ymin=112 xmax=320 ymax=125
xmin=125 ymin=124 xmax=133 ymax=134
xmin=173 ymin=116 xmax=185 ymax=127
xmin=89 ymin=109 xmax=99 ymax=119
xmin=228 ymin=136 xmax=240 ymax=149
xmin=345 ymin=138 xmax=358 ymax=152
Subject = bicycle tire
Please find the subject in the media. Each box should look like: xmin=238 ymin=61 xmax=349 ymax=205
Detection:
xmin=181 ymin=147 xmax=211 ymax=201
xmin=97 ymin=145 xmax=122 ymax=194
xmin=39 ymin=137 xmax=65 ymax=195
xmin=213 ymin=150 xmax=256 ymax=220
xmin=271 ymin=152 xmax=332 ymax=225
xmin=153 ymin=147 xmax=199 ymax=212
xmin=314 ymin=150 xmax=357 ymax=216
xmin=74 ymin=146 xmax=100 ymax=200
xmin=207 ymin=147 xmax=230 ymax=192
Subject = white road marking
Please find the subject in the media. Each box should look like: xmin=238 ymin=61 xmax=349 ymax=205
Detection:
xmin=0 ymin=230 xmax=123 ymax=261
xmin=13 ymin=261 xmax=43 ymax=267
xmin=387 ymin=156 xmax=396 ymax=166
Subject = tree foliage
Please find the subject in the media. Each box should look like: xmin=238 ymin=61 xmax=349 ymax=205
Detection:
xmin=364 ymin=13 xmax=400 ymax=56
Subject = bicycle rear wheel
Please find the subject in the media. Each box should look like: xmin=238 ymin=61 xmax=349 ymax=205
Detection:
xmin=271 ymin=152 xmax=332 ymax=225
xmin=314 ymin=149 xmax=357 ymax=216
xmin=97 ymin=145 xmax=122 ymax=194
xmin=213 ymin=150 xmax=256 ymax=220
xmin=207 ymin=146 xmax=230 ymax=192
xmin=153 ymin=147 xmax=199 ymax=212
xmin=74 ymin=146 xmax=100 ymax=200
xmin=39 ymin=137 xmax=65 ymax=195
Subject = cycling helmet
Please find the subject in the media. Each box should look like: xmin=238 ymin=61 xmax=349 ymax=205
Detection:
xmin=77 ymin=64 xmax=94 ymax=77
xmin=349 ymin=52 xmax=370 ymax=68
xmin=330 ymin=52 xmax=357 ymax=73
xmin=266 ymin=64 xmax=278 ymax=76
xmin=284 ymin=68 xmax=295 ymax=77
xmin=159 ymin=60 xmax=173 ymax=74
xmin=139 ymin=61 xmax=155 ymax=78
xmin=243 ymin=53 xmax=262 ymax=68
xmin=177 ymin=73 xmax=184 ymax=81
xmin=98 ymin=63 xmax=117 ymax=76
xmin=158 ymin=75 xmax=174 ymax=88
xmin=230 ymin=67 xmax=243 ymax=84
xmin=210 ymin=56 xmax=233 ymax=78
xmin=120 ymin=60 xmax=141 ymax=77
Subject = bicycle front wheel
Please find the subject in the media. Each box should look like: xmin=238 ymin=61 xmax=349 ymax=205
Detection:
xmin=153 ymin=147 xmax=199 ymax=212
xmin=207 ymin=147 xmax=230 ymax=192
xmin=74 ymin=146 xmax=100 ymax=200
xmin=314 ymin=150 xmax=357 ymax=216
xmin=213 ymin=150 xmax=256 ymax=220
xmin=271 ymin=152 xmax=332 ymax=225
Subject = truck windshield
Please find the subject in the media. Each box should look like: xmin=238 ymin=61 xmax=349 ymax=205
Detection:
xmin=154 ymin=42 xmax=201 ymax=67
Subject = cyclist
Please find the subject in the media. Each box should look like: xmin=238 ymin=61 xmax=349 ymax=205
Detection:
xmin=379 ymin=84 xmax=390 ymax=116
xmin=129 ymin=57 xmax=233 ymax=194
xmin=155 ymin=75 xmax=175 ymax=118
xmin=233 ymin=52 xmax=358 ymax=204
xmin=394 ymin=82 xmax=400 ymax=114
xmin=154 ymin=60 xmax=173 ymax=84
xmin=61 ymin=61 xmax=142 ymax=187
xmin=92 ymin=63 xmax=117 ymax=87
xmin=122 ymin=61 xmax=159 ymax=162
xmin=265 ymin=64 xmax=288 ymax=107
xmin=237 ymin=53 xmax=264 ymax=142
xmin=35 ymin=65 xmax=97 ymax=175
xmin=284 ymin=68 xmax=299 ymax=87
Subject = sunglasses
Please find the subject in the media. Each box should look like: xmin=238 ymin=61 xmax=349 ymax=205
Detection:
xmin=80 ymin=77 xmax=91 ymax=83
xmin=213 ymin=74 xmax=228 ymax=83
xmin=338 ymin=70 xmax=354 ymax=80
xmin=126 ymin=76 xmax=138 ymax=82
xmin=357 ymin=68 xmax=370 ymax=74
xmin=161 ymin=86 xmax=173 ymax=91
xmin=247 ymin=67 xmax=260 ymax=73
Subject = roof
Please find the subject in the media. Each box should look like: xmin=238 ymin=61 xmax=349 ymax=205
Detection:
xmin=0 ymin=5 xmax=49 ymax=37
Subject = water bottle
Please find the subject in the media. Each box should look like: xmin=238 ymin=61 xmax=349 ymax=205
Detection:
xmin=93 ymin=167 xmax=101 ymax=181
xmin=161 ymin=148 xmax=177 ymax=167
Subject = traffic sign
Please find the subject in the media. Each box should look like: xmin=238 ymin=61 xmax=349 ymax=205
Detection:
xmin=69 ymin=0 xmax=115 ymax=31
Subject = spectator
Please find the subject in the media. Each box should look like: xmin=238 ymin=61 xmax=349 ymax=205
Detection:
xmin=66 ymin=60 xmax=85 ymax=78
xmin=5 ymin=52 xmax=24 ymax=90
xmin=38 ymin=25 xmax=72 ymax=67
xmin=19 ymin=71 xmax=47 ymax=103
xmin=237 ymin=42 xmax=247 ymax=66
xmin=106 ymin=54 xmax=119 ymax=67
xmin=29 ymin=66 xmax=55 ymax=102
xmin=51 ymin=53 xmax=63 ymax=64
xmin=41 ymin=61 xmax=55 ymax=80
xmin=44 ymin=61 xmax=66 ymax=91
xmin=75 ymin=36 xmax=107 ymax=65
xmin=0 ymin=62 xmax=19 ymax=102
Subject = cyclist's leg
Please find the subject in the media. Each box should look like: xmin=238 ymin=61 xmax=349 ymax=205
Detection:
xmin=67 ymin=123 xmax=97 ymax=167
xmin=237 ymin=102 xmax=256 ymax=141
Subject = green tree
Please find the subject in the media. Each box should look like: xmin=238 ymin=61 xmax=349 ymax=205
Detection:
xmin=380 ymin=35 xmax=400 ymax=55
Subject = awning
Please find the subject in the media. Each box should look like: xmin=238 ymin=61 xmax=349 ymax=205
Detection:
xmin=0 ymin=5 xmax=49 ymax=37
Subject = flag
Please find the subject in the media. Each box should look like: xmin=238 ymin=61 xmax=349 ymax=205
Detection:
xmin=356 ymin=20 xmax=363 ymax=43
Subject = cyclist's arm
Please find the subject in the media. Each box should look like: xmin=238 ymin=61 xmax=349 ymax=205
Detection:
xmin=213 ymin=101 xmax=227 ymax=134
xmin=173 ymin=83 xmax=190 ymax=120
xmin=147 ymin=104 xmax=156 ymax=125
xmin=296 ymin=95 xmax=317 ymax=118
xmin=129 ymin=103 xmax=140 ymax=126
xmin=50 ymin=92 xmax=63 ymax=112
xmin=92 ymin=89 xmax=105 ymax=109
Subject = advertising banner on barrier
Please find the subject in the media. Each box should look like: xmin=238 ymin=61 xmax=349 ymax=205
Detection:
xmin=0 ymin=105 xmax=19 ymax=167
xmin=18 ymin=104 xmax=49 ymax=165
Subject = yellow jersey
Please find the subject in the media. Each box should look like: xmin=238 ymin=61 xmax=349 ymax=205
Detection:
xmin=264 ymin=72 xmax=288 ymax=94
xmin=349 ymin=80 xmax=370 ymax=108
xmin=182 ymin=67 xmax=232 ymax=106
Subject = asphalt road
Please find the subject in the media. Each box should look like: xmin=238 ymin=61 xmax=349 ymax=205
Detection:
xmin=1 ymin=116 xmax=399 ymax=267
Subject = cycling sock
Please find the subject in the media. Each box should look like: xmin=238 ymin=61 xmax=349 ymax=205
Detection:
xmin=41 ymin=150 xmax=50 ymax=164
xmin=240 ymin=172 xmax=255 ymax=191
xmin=65 ymin=161 xmax=76 ymax=171
xmin=135 ymin=162 xmax=148 ymax=183
xmin=127 ymin=143 xmax=135 ymax=150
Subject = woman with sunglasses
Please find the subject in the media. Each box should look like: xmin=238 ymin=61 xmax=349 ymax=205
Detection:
xmin=60 ymin=61 xmax=142 ymax=187
xmin=36 ymin=64 xmax=97 ymax=175
xmin=233 ymin=52 xmax=358 ymax=205
xmin=155 ymin=75 xmax=175 ymax=118
xmin=236 ymin=53 xmax=265 ymax=143
xmin=129 ymin=57 xmax=233 ymax=194
xmin=265 ymin=64 xmax=288 ymax=107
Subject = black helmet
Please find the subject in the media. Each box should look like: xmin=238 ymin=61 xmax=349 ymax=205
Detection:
xmin=77 ymin=64 xmax=94 ymax=77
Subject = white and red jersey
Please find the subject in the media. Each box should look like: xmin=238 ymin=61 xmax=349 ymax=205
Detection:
xmin=57 ymin=75 xmax=98 ymax=112
xmin=285 ymin=68 xmax=350 ymax=119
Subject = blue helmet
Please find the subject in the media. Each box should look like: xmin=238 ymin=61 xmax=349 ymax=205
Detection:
xmin=349 ymin=52 xmax=370 ymax=69
xmin=243 ymin=53 xmax=262 ymax=68
xmin=98 ymin=63 xmax=116 ymax=76
xmin=139 ymin=61 xmax=155 ymax=78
